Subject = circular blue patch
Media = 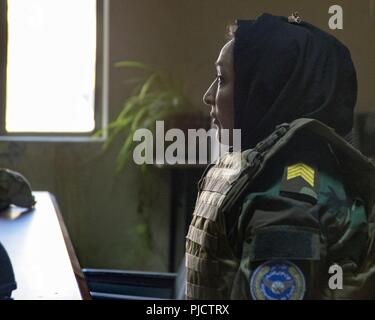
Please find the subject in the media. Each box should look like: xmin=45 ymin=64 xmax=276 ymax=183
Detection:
xmin=250 ymin=260 xmax=305 ymax=300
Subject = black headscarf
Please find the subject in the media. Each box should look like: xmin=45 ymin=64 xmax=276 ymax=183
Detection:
xmin=233 ymin=13 xmax=357 ymax=149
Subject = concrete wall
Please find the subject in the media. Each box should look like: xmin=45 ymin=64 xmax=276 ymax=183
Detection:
xmin=3 ymin=0 xmax=374 ymax=272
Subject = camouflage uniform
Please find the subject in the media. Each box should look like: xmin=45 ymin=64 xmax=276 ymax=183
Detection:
xmin=185 ymin=119 xmax=375 ymax=300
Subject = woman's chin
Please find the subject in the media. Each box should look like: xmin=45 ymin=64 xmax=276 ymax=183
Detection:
xmin=215 ymin=125 xmax=236 ymax=147
xmin=215 ymin=128 xmax=229 ymax=146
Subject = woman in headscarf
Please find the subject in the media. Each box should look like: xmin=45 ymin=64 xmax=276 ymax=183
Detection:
xmin=185 ymin=13 xmax=375 ymax=300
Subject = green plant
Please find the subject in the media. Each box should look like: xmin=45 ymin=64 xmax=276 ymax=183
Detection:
xmin=96 ymin=60 xmax=200 ymax=171
xmin=95 ymin=61 xmax=203 ymax=261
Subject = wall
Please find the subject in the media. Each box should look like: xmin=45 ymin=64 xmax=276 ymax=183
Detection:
xmin=3 ymin=0 xmax=374 ymax=272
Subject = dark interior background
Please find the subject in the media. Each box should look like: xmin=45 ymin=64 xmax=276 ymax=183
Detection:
xmin=1 ymin=0 xmax=374 ymax=273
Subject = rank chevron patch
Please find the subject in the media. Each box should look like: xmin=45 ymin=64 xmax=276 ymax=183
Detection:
xmin=280 ymin=162 xmax=319 ymax=205
xmin=287 ymin=163 xmax=315 ymax=187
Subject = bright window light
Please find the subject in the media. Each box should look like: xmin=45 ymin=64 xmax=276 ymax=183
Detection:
xmin=6 ymin=0 xmax=97 ymax=133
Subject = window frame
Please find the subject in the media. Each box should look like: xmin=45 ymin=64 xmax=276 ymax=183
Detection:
xmin=0 ymin=0 xmax=109 ymax=142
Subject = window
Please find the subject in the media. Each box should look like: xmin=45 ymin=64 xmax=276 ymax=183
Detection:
xmin=0 ymin=0 xmax=109 ymax=140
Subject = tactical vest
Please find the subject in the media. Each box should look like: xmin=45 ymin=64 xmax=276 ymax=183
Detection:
xmin=185 ymin=118 xmax=375 ymax=300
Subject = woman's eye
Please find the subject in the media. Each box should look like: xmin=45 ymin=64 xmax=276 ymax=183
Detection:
xmin=217 ymin=75 xmax=224 ymax=84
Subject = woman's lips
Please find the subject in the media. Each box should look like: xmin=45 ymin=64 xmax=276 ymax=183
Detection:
xmin=210 ymin=111 xmax=218 ymax=125
xmin=210 ymin=110 xmax=220 ymax=127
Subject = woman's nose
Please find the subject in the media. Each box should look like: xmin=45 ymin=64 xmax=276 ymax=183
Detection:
xmin=203 ymin=80 xmax=216 ymax=107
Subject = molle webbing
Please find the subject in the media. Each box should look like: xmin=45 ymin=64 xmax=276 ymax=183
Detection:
xmin=186 ymin=225 xmax=218 ymax=251
xmin=185 ymin=253 xmax=220 ymax=274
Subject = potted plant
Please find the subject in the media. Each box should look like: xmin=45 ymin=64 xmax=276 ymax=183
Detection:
xmin=98 ymin=60 xmax=207 ymax=171
xmin=95 ymin=61 xmax=208 ymax=256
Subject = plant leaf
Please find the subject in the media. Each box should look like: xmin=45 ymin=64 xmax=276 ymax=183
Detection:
xmin=103 ymin=117 xmax=133 ymax=149
xmin=116 ymin=134 xmax=135 ymax=171
xmin=139 ymin=73 xmax=158 ymax=99
xmin=114 ymin=60 xmax=155 ymax=72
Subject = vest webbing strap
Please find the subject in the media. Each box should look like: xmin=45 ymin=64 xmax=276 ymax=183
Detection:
xmin=186 ymin=225 xmax=218 ymax=251
xmin=185 ymin=253 xmax=220 ymax=275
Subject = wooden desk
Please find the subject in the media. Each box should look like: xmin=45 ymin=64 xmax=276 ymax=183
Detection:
xmin=0 ymin=192 xmax=82 ymax=300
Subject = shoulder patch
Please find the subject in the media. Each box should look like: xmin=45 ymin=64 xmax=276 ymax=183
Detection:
xmin=279 ymin=163 xmax=319 ymax=205
xmin=250 ymin=260 xmax=305 ymax=300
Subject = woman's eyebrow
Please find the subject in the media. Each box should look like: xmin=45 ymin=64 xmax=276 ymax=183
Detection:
xmin=215 ymin=61 xmax=223 ymax=67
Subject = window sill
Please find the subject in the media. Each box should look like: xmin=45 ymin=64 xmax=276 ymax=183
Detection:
xmin=0 ymin=135 xmax=106 ymax=143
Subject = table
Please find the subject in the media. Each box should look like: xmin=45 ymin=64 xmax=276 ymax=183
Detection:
xmin=0 ymin=192 xmax=82 ymax=300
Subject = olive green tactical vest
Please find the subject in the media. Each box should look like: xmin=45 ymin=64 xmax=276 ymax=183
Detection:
xmin=185 ymin=118 xmax=375 ymax=300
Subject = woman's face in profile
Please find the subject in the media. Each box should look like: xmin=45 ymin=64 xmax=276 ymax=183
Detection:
xmin=203 ymin=39 xmax=235 ymax=141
